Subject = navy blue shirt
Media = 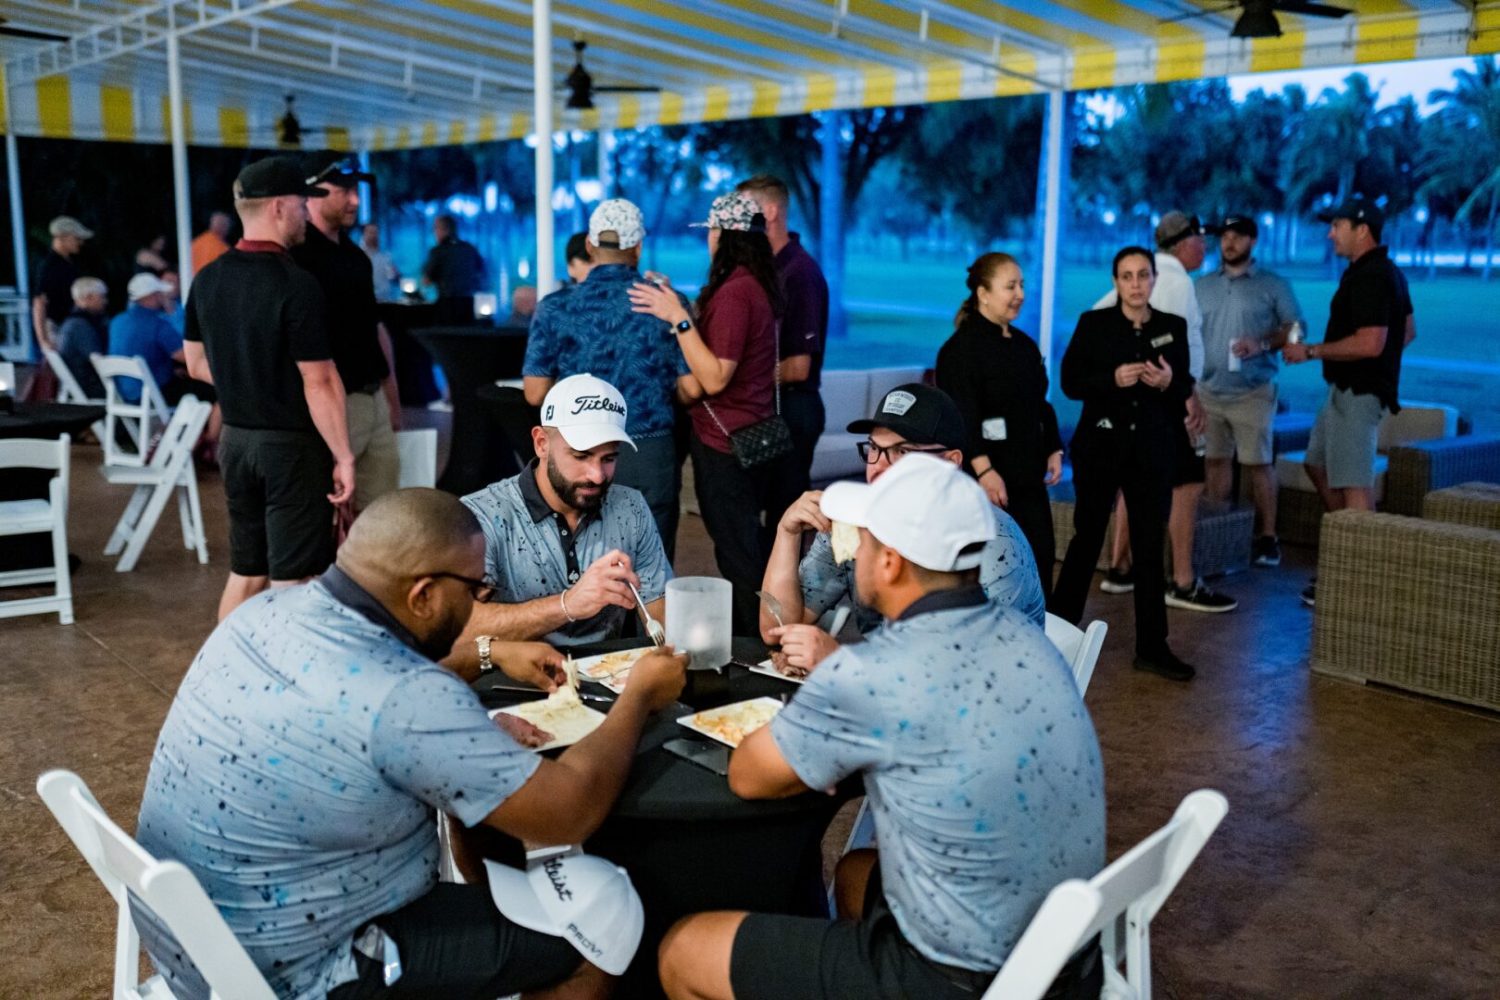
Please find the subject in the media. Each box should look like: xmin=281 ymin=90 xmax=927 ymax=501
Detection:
xmin=523 ymin=264 xmax=690 ymax=439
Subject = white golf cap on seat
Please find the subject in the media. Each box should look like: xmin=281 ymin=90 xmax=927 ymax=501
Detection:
xmin=819 ymin=453 xmax=996 ymax=572
xmin=541 ymin=373 xmax=636 ymax=452
xmin=485 ymin=852 xmax=645 ymax=976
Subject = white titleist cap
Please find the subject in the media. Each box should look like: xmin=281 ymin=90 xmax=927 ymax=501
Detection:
xmin=485 ymin=852 xmax=645 ymax=976
xmin=819 ymin=452 xmax=995 ymax=572
xmin=541 ymin=373 xmax=636 ymax=452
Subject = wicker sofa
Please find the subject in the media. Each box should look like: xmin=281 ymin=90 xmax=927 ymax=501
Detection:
xmin=1311 ymin=508 xmax=1500 ymax=712
xmin=1384 ymin=435 xmax=1500 ymax=516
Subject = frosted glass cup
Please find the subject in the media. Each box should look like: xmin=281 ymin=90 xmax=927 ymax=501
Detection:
xmin=665 ymin=577 xmax=733 ymax=671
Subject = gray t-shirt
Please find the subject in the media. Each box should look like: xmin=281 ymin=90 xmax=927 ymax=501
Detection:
xmin=771 ymin=588 xmax=1104 ymax=971
xmin=135 ymin=578 xmax=538 ymax=1000
xmin=1195 ymin=263 xmax=1302 ymax=395
xmin=463 ymin=464 xmax=671 ymax=645
xmin=798 ymin=502 xmax=1045 ymax=634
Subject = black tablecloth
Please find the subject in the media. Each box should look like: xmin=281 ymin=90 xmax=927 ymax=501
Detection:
xmin=477 ymin=637 xmax=845 ymax=999
xmin=412 ymin=325 xmax=529 ymax=495
xmin=0 ymin=403 xmax=104 ymax=572
xmin=376 ymin=302 xmax=441 ymax=406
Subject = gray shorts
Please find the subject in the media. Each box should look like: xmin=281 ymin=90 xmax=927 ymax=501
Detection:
xmin=1304 ymin=386 xmax=1386 ymax=490
xmin=1200 ymin=382 xmax=1277 ymax=466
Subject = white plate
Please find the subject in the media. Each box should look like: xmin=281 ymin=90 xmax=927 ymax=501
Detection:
xmin=745 ymin=657 xmax=807 ymax=685
xmin=571 ymin=646 xmax=656 ymax=694
xmin=676 ymin=696 xmax=784 ymax=749
xmin=491 ymin=701 xmax=605 ymax=752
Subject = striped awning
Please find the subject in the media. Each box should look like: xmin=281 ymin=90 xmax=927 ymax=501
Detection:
xmin=2 ymin=1 xmax=1498 ymax=150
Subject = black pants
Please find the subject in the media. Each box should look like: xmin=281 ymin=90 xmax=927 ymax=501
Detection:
xmin=998 ymin=475 xmax=1055 ymax=602
xmin=690 ymin=436 xmax=788 ymax=635
xmin=768 ymin=386 xmax=825 ymax=520
xmin=1051 ymin=444 xmax=1171 ymax=655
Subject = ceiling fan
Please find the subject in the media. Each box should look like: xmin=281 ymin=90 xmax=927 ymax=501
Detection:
xmin=0 ymin=16 xmax=69 ymax=42
xmin=269 ymin=95 xmax=338 ymax=149
xmin=562 ymin=39 xmax=660 ymax=110
xmin=1160 ymin=1 xmax=1353 ymax=39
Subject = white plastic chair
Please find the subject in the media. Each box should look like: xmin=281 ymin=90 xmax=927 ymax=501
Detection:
xmin=0 ymin=434 xmax=74 ymax=624
xmin=101 ymin=396 xmax=210 ymax=572
xmin=0 ymin=360 xmax=15 ymax=394
xmin=44 ymin=347 xmax=102 ymax=404
xmin=36 ymin=770 xmax=277 ymax=1000
xmin=396 ymin=427 xmax=438 ymax=488
xmin=984 ymin=788 xmax=1230 ymax=1000
xmin=92 ymin=354 xmax=169 ymax=467
xmin=1045 ymin=612 xmax=1108 ymax=695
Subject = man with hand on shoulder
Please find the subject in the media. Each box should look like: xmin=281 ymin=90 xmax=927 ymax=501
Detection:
xmin=759 ymin=383 xmax=1044 ymax=675
xmin=452 ymin=374 xmax=671 ymax=670
xmin=659 ymin=457 xmax=1104 ymax=1000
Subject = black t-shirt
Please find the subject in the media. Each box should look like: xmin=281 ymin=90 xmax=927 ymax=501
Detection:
xmin=1323 ymin=246 xmax=1412 ymax=412
xmin=290 ymin=225 xmax=388 ymax=393
xmin=35 ymin=250 xmax=79 ymax=326
xmin=184 ymin=246 xmax=331 ymax=432
xmin=421 ymin=237 xmax=484 ymax=299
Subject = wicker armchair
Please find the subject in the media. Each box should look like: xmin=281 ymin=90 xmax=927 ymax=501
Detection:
xmin=1384 ymin=435 xmax=1500 ymax=517
xmin=1312 ymin=509 xmax=1500 ymax=712
xmin=1424 ymin=482 xmax=1500 ymax=531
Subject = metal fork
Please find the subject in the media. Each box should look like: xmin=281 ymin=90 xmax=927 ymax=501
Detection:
xmin=756 ymin=590 xmax=787 ymax=630
xmin=627 ymin=579 xmax=666 ymax=646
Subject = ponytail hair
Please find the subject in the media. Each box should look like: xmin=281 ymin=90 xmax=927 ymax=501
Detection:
xmin=954 ymin=251 xmax=1020 ymax=331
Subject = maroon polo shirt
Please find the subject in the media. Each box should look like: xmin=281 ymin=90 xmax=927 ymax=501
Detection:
xmin=774 ymin=232 xmax=830 ymax=388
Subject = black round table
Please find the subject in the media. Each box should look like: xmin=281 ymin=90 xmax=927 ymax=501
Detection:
xmin=411 ymin=324 xmax=529 ymax=495
xmin=477 ymin=637 xmax=847 ymax=999
xmin=1 ymin=402 xmax=104 ymax=573
xmin=376 ymin=302 xmax=441 ymax=406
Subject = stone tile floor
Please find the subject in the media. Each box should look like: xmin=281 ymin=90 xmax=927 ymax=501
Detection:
xmin=2 ymin=433 xmax=1498 ymax=998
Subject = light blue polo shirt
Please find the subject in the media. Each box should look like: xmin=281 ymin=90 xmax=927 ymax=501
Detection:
xmin=1195 ymin=262 xmax=1303 ymax=395
xmin=798 ymin=501 xmax=1045 ymax=634
xmin=462 ymin=461 xmax=671 ymax=645
xmin=770 ymin=587 xmax=1104 ymax=971
xmin=134 ymin=570 xmax=539 ymax=1000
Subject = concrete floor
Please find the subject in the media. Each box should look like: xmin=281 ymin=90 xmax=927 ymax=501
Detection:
xmin=3 ymin=431 xmax=1498 ymax=999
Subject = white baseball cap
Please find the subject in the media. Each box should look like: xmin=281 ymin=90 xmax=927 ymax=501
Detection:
xmin=541 ymin=373 xmax=636 ymax=452
xmin=588 ymin=198 xmax=645 ymax=250
xmin=485 ymin=852 xmax=645 ymax=976
xmin=127 ymin=273 xmax=173 ymax=301
xmin=819 ymin=452 xmax=996 ymax=572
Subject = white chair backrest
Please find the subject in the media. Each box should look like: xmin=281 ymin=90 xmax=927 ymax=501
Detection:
xmin=43 ymin=347 xmax=97 ymax=403
xmin=36 ymin=770 xmax=276 ymax=1000
xmin=1044 ymin=613 xmax=1107 ymax=695
xmin=0 ymin=434 xmax=69 ymax=474
xmin=982 ymin=880 xmax=1103 ymax=999
xmin=0 ymin=360 xmax=15 ymax=394
xmin=94 ymin=354 xmax=168 ymax=467
xmin=145 ymin=395 xmax=209 ymax=475
xmin=396 ymin=428 xmax=438 ymax=488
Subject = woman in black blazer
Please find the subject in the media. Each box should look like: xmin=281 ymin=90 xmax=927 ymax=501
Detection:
xmin=1051 ymin=246 xmax=1197 ymax=682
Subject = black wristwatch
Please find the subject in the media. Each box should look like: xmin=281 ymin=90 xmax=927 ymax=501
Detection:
xmin=674 ymin=318 xmax=694 ymax=335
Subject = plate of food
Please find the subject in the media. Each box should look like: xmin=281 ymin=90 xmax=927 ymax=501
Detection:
xmin=571 ymin=646 xmax=656 ymax=694
xmin=492 ymin=658 xmax=605 ymax=751
xmin=677 ymin=696 xmax=784 ymax=749
xmin=746 ymin=651 xmax=808 ymax=684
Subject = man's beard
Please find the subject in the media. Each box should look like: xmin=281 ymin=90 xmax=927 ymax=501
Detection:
xmin=1222 ymin=248 xmax=1251 ymax=268
xmin=417 ymin=607 xmax=468 ymax=662
xmin=547 ymin=454 xmax=609 ymax=512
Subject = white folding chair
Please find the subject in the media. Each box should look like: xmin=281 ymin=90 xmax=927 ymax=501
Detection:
xmin=396 ymin=427 xmax=438 ymax=488
xmin=36 ymin=770 xmax=277 ymax=1000
xmin=984 ymin=788 xmax=1230 ymax=1000
xmin=0 ymin=434 xmax=74 ymax=624
xmin=44 ymin=347 xmax=102 ymax=404
xmin=0 ymin=360 xmax=15 ymax=394
xmin=92 ymin=355 xmax=169 ymax=467
xmin=1045 ymin=612 xmax=1108 ymax=695
xmin=101 ymin=396 xmax=211 ymax=572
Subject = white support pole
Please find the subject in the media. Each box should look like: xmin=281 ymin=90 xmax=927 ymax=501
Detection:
xmin=532 ymin=0 xmax=555 ymax=298
xmin=1037 ymin=88 xmax=1065 ymax=379
xmin=166 ymin=33 xmax=193 ymax=293
xmin=4 ymin=98 xmax=28 ymax=304
xmin=356 ymin=150 xmax=373 ymax=226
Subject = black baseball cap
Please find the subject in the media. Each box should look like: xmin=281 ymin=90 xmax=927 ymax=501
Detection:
xmin=303 ymin=151 xmax=375 ymax=189
xmin=234 ymin=155 xmax=328 ymax=200
xmin=1317 ymin=197 xmax=1384 ymax=237
xmin=1215 ymin=214 xmax=1259 ymax=238
xmin=848 ymin=384 xmax=967 ymax=451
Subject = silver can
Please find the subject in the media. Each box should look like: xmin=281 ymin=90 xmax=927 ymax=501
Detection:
xmin=1286 ymin=321 xmax=1305 ymax=345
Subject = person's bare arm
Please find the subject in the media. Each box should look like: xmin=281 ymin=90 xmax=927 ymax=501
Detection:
xmin=523 ymin=376 xmax=554 ymax=407
xmin=482 ymin=649 xmax=688 ymax=843
xmin=297 ymin=360 xmax=355 ymax=504
xmin=377 ymin=323 xmax=401 ymax=429
xmin=760 ymin=491 xmax=827 ymax=642
xmin=779 ymin=355 xmax=812 ymax=384
xmin=628 ymin=284 xmax=738 ymax=395
xmin=1404 ymin=313 xmax=1416 ymax=346
xmin=728 ymin=725 xmax=811 ymax=800
xmin=1318 ymin=326 xmax=1387 ymax=361
xmin=675 ymin=373 xmax=703 ymax=405
xmin=31 ymin=296 xmax=53 ymax=350
xmin=184 ymin=341 xmax=213 ymax=383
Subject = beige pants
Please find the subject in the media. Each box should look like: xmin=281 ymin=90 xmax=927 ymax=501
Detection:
xmin=346 ymin=390 xmax=399 ymax=512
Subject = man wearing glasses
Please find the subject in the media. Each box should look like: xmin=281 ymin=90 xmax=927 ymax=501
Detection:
xmin=758 ymin=384 xmax=1043 ymax=672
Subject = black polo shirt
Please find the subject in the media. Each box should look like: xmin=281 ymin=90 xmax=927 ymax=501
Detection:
xmin=421 ymin=237 xmax=485 ymax=299
xmin=1323 ymin=245 xmax=1412 ymax=413
xmin=290 ymin=224 xmax=388 ymax=394
xmin=34 ymin=250 xmax=79 ymax=326
xmin=184 ymin=242 xmax=331 ymax=432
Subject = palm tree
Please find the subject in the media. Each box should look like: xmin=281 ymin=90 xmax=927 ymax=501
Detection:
xmin=1423 ymin=57 xmax=1500 ymax=280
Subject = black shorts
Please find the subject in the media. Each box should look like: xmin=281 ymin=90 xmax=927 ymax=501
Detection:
xmin=219 ymin=425 xmax=334 ymax=579
xmin=730 ymin=896 xmax=1102 ymax=1000
xmin=163 ymin=372 xmax=218 ymax=406
xmin=1172 ymin=413 xmax=1206 ymax=487
xmin=327 ymin=882 xmax=582 ymax=999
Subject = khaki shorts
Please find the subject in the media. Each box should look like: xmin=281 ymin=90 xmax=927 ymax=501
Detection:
xmin=1304 ymin=386 xmax=1386 ymax=490
xmin=1200 ymin=382 xmax=1277 ymax=466
xmin=346 ymin=389 xmax=400 ymax=512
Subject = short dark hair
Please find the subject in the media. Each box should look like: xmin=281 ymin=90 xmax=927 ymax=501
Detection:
xmin=736 ymin=174 xmax=790 ymax=206
xmin=435 ymin=214 xmax=457 ymax=236
xmin=1112 ymin=245 xmax=1156 ymax=278
xmin=565 ymin=231 xmax=591 ymax=264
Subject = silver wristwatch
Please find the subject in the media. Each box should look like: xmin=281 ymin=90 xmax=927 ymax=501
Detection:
xmin=475 ymin=634 xmax=495 ymax=673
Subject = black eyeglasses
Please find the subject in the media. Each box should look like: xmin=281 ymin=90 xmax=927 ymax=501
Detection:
xmin=418 ymin=571 xmax=498 ymax=604
xmin=855 ymin=440 xmax=949 ymax=465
